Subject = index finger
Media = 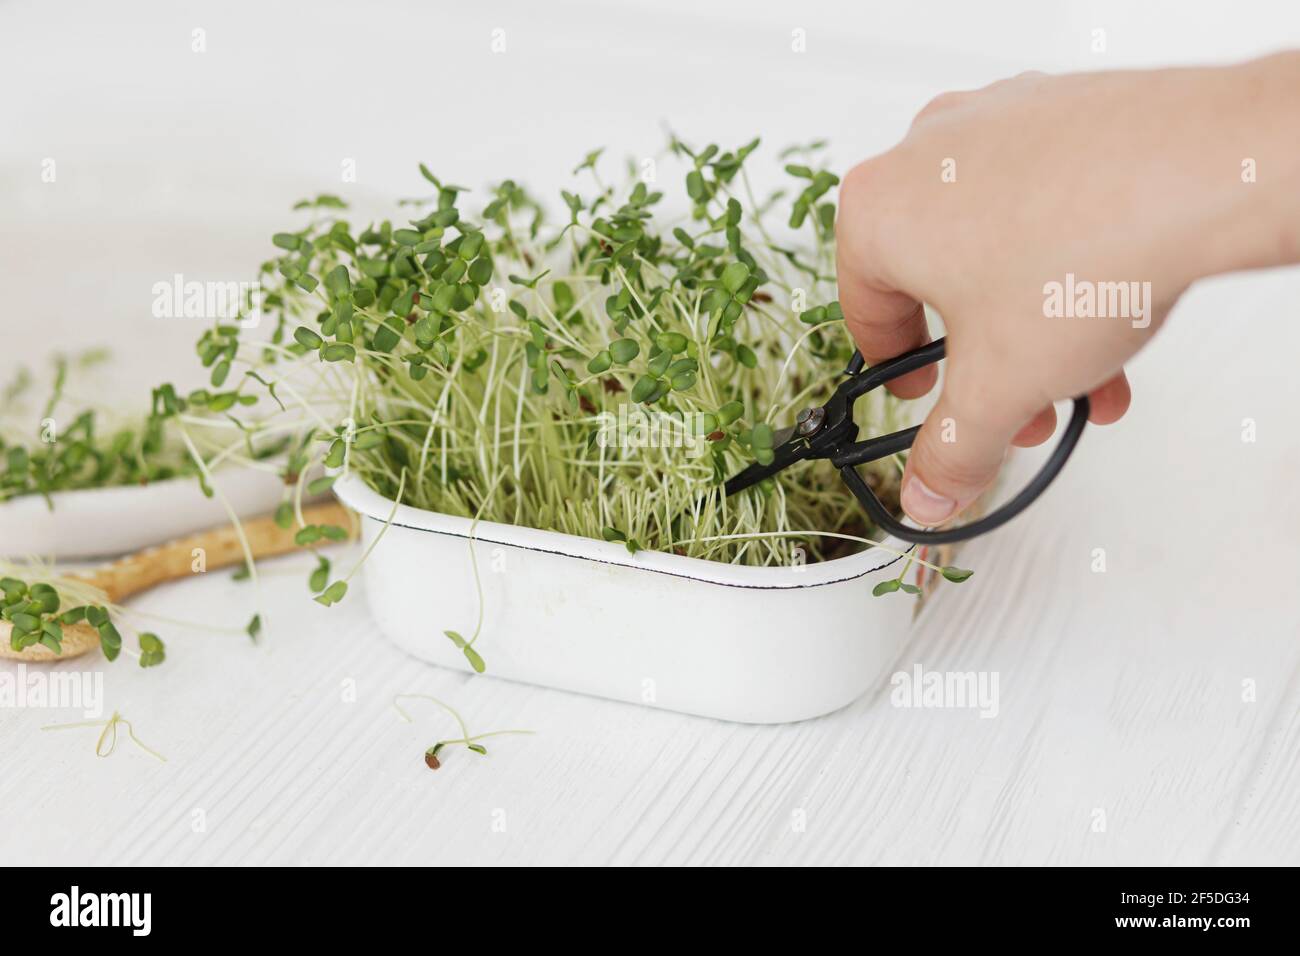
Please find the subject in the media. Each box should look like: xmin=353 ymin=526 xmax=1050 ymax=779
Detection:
xmin=835 ymin=166 xmax=937 ymax=399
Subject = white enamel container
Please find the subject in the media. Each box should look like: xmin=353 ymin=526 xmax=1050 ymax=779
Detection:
xmin=334 ymin=474 xmax=919 ymax=723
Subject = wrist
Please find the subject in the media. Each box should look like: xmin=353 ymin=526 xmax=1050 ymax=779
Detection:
xmin=1189 ymin=53 xmax=1300 ymax=280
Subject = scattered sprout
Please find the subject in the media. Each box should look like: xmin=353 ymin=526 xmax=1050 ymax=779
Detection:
xmin=2 ymin=572 xmax=166 ymax=667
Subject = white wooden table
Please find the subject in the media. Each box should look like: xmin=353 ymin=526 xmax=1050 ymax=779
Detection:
xmin=2 ymin=0 xmax=1298 ymax=866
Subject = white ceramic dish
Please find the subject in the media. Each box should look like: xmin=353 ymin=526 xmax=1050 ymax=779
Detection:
xmin=0 ymin=467 xmax=288 ymax=559
xmin=334 ymin=474 xmax=919 ymax=723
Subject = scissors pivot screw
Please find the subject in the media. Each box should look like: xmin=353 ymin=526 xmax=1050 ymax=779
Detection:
xmin=795 ymin=406 xmax=826 ymax=437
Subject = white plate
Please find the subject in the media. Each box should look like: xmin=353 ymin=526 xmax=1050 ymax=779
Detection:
xmin=0 ymin=467 xmax=287 ymax=560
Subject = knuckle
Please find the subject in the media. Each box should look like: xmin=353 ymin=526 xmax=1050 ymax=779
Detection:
xmin=838 ymin=155 xmax=909 ymax=258
xmin=988 ymin=70 xmax=1046 ymax=88
xmin=913 ymin=91 xmax=965 ymax=124
xmin=837 ymin=160 xmax=895 ymax=265
xmin=839 ymin=159 xmax=883 ymax=209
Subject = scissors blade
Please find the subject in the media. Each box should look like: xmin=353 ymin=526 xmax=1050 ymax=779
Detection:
xmin=769 ymin=423 xmax=798 ymax=449
xmin=721 ymin=424 xmax=808 ymax=497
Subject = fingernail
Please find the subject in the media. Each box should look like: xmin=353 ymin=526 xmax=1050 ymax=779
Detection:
xmin=901 ymin=477 xmax=956 ymax=525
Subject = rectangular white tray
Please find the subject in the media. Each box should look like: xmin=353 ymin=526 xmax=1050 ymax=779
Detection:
xmin=334 ymin=474 xmax=918 ymax=723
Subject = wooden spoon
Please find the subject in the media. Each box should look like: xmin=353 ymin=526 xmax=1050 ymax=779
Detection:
xmin=0 ymin=501 xmax=353 ymax=662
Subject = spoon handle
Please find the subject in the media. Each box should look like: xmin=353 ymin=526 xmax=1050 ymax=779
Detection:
xmin=0 ymin=502 xmax=354 ymax=663
xmin=77 ymin=501 xmax=353 ymax=603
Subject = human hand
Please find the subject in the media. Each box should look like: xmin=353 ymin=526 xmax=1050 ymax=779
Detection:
xmin=837 ymin=56 xmax=1300 ymax=526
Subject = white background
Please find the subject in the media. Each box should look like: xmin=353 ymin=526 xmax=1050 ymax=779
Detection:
xmin=2 ymin=0 xmax=1299 ymax=864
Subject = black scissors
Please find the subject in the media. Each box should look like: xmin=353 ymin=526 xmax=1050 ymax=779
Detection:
xmin=722 ymin=338 xmax=1089 ymax=544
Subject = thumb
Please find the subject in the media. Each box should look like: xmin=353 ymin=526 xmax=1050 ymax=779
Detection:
xmin=899 ymin=369 xmax=1033 ymax=527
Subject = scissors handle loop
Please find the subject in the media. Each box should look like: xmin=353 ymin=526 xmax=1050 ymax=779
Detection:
xmin=839 ymin=338 xmax=1089 ymax=545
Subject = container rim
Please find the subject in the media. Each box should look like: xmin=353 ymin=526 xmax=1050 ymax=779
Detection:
xmin=333 ymin=473 xmax=917 ymax=591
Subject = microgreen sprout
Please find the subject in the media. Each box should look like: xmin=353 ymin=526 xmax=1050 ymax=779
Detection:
xmin=439 ymin=469 xmax=498 ymax=672
xmin=0 ymin=356 xmax=208 ymax=506
xmin=393 ymin=694 xmax=533 ymax=770
xmin=109 ymin=135 xmax=975 ymax=679
xmin=41 ymin=710 xmax=167 ymax=762
xmin=162 ymin=136 xmax=917 ymax=574
xmin=873 ymin=547 xmax=925 ymax=597
xmin=0 ymin=569 xmax=167 ymax=665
